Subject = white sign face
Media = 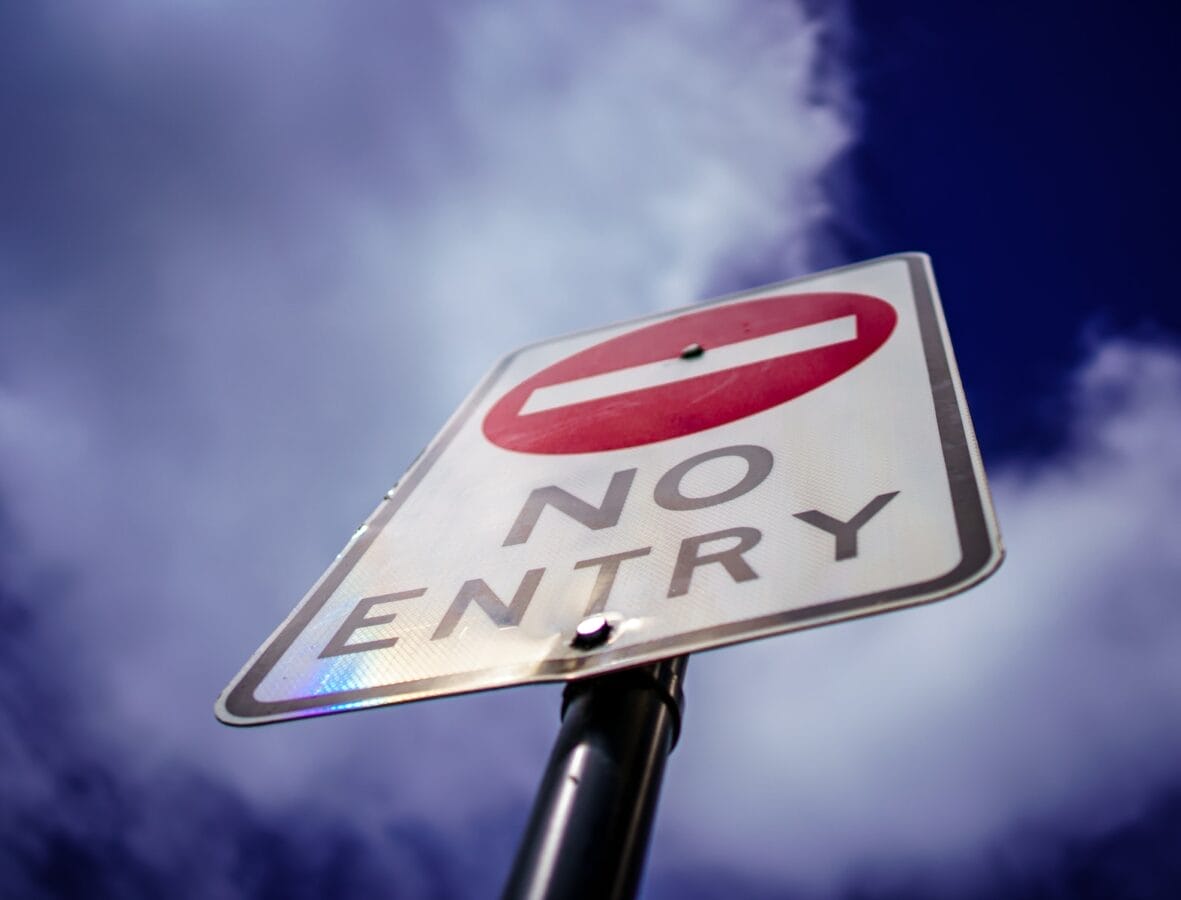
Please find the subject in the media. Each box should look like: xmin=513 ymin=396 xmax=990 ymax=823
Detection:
xmin=218 ymin=254 xmax=1002 ymax=725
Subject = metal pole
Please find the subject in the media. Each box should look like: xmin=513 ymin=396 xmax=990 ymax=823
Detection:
xmin=502 ymin=656 xmax=688 ymax=900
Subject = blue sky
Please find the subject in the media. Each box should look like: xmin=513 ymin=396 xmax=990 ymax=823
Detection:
xmin=1 ymin=2 xmax=1179 ymax=897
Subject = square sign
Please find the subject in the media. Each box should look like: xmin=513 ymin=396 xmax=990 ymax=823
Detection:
xmin=218 ymin=254 xmax=1002 ymax=725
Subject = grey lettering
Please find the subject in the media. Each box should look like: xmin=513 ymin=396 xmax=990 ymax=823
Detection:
xmin=503 ymin=469 xmax=637 ymax=546
xmin=319 ymin=588 xmax=426 ymax=658
xmin=573 ymin=546 xmax=652 ymax=616
xmin=654 ymin=445 xmax=773 ymax=511
xmin=431 ymin=568 xmax=546 ymax=640
xmin=667 ymin=527 xmax=762 ymax=597
xmin=794 ymin=491 xmax=899 ymax=560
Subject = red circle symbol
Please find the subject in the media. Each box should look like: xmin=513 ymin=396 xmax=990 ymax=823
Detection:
xmin=483 ymin=292 xmax=897 ymax=454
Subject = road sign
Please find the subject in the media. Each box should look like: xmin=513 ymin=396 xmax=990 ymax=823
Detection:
xmin=217 ymin=253 xmax=1002 ymax=725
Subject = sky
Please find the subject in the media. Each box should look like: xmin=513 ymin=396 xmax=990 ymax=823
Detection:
xmin=1 ymin=2 xmax=1179 ymax=898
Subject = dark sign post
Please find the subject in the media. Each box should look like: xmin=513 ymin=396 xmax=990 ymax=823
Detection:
xmin=503 ymin=657 xmax=687 ymax=900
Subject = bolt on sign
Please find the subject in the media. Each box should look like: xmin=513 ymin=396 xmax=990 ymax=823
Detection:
xmin=217 ymin=254 xmax=1002 ymax=725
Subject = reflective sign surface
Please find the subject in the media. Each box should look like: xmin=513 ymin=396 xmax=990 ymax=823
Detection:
xmin=218 ymin=254 xmax=1002 ymax=725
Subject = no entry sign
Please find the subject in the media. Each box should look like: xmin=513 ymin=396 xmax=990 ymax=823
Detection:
xmin=484 ymin=291 xmax=897 ymax=453
xmin=218 ymin=254 xmax=1002 ymax=725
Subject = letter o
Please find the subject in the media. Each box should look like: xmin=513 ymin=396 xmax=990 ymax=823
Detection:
xmin=654 ymin=445 xmax=773 ymax=511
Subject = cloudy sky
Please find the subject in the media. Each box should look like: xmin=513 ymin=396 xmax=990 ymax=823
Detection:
xmin=2 ymin=2 xmax=1179 ymax=898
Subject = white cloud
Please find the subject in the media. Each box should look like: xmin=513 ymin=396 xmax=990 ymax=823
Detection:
xmin=0 ymin=0 xmax=852 ymax=832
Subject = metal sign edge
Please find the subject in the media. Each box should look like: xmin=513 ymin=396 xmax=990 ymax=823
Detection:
xmin=215 ymin=252 xmax=1003 ymax=726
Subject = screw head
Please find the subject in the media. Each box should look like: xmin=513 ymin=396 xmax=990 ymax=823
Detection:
xmin=680 ymin=342 xmax=704 ymax=359
xmin=571 ymin=614 xmax=613 ymax=649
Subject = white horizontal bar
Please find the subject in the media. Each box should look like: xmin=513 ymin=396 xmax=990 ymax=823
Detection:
xmin=521 ymin=314 xmax=858 ymax=415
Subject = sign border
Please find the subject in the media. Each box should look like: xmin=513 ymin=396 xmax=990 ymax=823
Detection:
xmin=217 ymin=253 xmax=1002 ymax=725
